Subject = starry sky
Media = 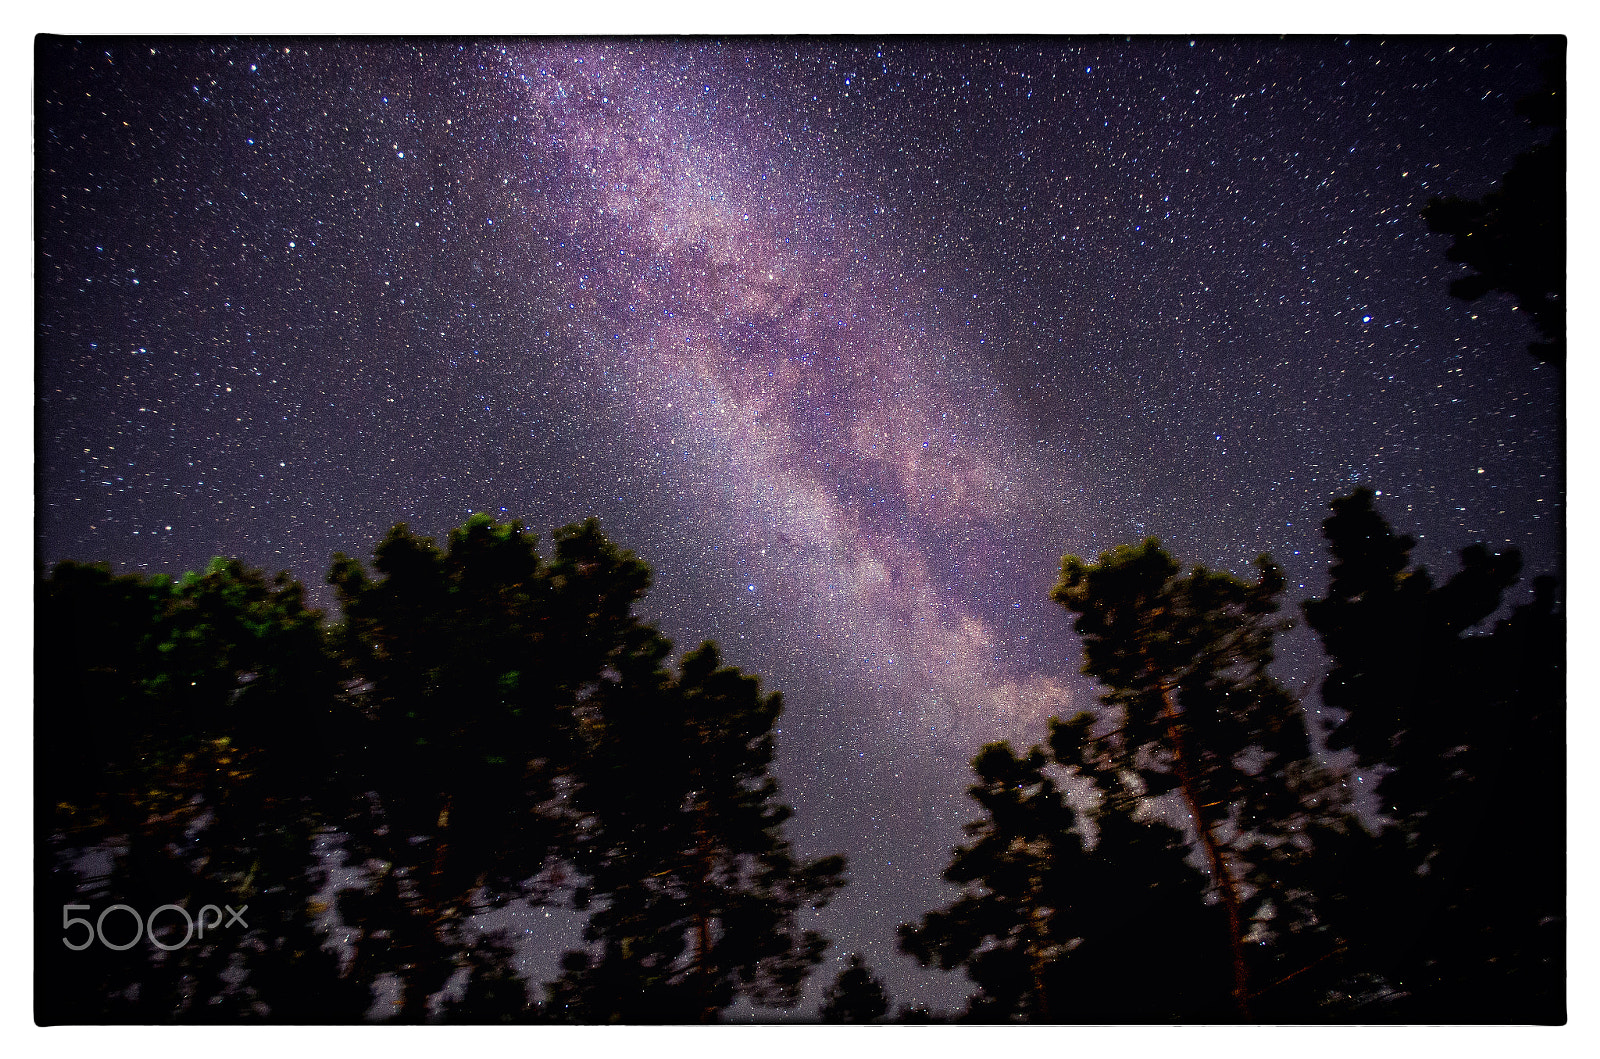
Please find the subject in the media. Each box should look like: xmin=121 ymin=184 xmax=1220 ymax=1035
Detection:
xmin=36 ymin=36 xmax=1563 ymax=1016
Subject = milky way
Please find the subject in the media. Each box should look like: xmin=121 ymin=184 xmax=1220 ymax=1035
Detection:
xmin=38 ymin=37 xmax=1561 ymax=1013
xmin=488 ymin=43 xmax=1080 ymax=755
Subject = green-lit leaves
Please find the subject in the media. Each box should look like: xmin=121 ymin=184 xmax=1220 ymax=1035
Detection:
xmin=42 ymin=514 xmax=852 ymax=1023
xmin=38 ymin=556 xmax=355 ymax=1023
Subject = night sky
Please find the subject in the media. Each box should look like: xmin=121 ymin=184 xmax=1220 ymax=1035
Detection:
xmin=36 ymin=36 xmax=1563 ymax=1016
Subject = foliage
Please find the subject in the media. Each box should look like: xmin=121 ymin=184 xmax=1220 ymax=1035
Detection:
xmin=819 ymin=953 xmax=891 ymax=1023
xmin=326 ymin=515 xmax=662 ymax=1019
xmin=1422 ymin=46 xmax=1565 ymax=364
xmin=1302 ymin=488 xmax=1563 ymax=1022
xmin=438 ymin=930 xmax=537 ymax=1023
xmin=40 ymin=515 xmax=846 ymax=1024
xmin=37 ymin=497 xmax=1562 ymax=1024
xmin=898 ymin=741 xmax=1079 ymax=1021
xmin=37 ymin=558 xmax=363 ymax=1022
xmin=547 ymin=641 xmax=847 ymax=1022
xmin=899 ymin=733 xmax=1231 ymax=1022
xmin=1049 ymin=540 xmax=1321 ymax=1018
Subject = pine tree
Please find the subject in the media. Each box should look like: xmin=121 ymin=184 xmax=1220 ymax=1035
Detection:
xmin=37 ymin=558 xmax=363 ymax=1022
xmin=1302 ymin=489 xmax=1563 ymax=1022
xmin=40 ymin=514 xmax=851 ymax=1024
xmin=1044 ymin=716 xmax=1238 ymax=1020
xmin=548 ymin=641 xmax=846 ymax=1023
xmin=900 ymin=725 xmax=1231 ymax=1022
xmin=326 ymin=514 xmax=665 ymax=1020
xmin=818 ymin=953 xmax=891 ymax=1023
xmin=898 ymin=741 xmax=1080 ymax=1021
xmin=1422 ymin=45 xmax=1565 ymax=365
xmin=1050 ymin=540 xmax=1318 ymax=1019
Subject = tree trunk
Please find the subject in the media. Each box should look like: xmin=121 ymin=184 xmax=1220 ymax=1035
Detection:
xmin=1025 ymin=866 xmax=1051 ymax=1021
xmin=394 ymin=793 xmax=457 ymax=1023
xmin=691 ymin=801 xmax=718 ymax=1023
xmin=1156 ymin=679 xmax=1252 ymax=1020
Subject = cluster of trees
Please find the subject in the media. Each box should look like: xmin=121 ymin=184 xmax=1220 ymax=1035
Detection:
xmin=885 ymin=489 xmax=1562 ymax=1023
xmin=36 ymin=47 xmax=1562 ymax=1025
xmin=37 ymin=487 xmax=1563 ymax=1024
xmin=38 ymin=515 xmax=844 ymax=1023
xmin=862 ymin=47 xmax=1567 ymax=1024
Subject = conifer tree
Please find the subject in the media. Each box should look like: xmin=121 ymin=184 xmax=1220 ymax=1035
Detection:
xmin=898 ymin=741 xmax=1080 ymax=1021
xmin=1422 ymin=46 xmax=1565 ymax=365
xmin=40 ymin=514 xmax=849 ymax=1024
xmin=326 ymin=514 xmax=666 ymax=1019
xmin=900 ymin=725 xmax=1231 ymax=1022
xmin=37 ymin=558 xmax=363 ymax=1022
xmin=1302 ymin=489 xmax=1563 ymax=1022
xmin=548 ymin=641 xmax=846 ymax=1023
xmin=1049 ymin=540 xmax=1317 ymax=1019
xmin=819 ymin=953 xmax=891 ymax=1023
xmin=1044 ymin=716 xmax=1238 ymax=1020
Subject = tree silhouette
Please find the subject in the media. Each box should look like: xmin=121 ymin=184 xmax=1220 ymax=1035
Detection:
xmin=51 ymin=496 xmax=1566 ymax=1024
xmin=37 ymin=558 xmax=364 ymax=1023
xmin=1301 ymin=488 xmax=1563 ymax=1022
xmin=39 ymin=514 xmax=850 ymax=1024
xmin=1050 ymin=541 xmax=1319 ymax=1019
xmin=1422 ymin=45 xmax=1565 ymax=364
xmin=1045 ymin=716 xmax=1240 ymax=1021
xmin=547 ymin=641 xmax=847 ymax=1022
xmin=818 ymin=953 xmax=892 ymax=1023
xmin=439 ymin=930 xmax=537 ymax=1023
xmin=900 ymin=727 xmax=1233 ymax=1022
xmin=899 ymin=741 xmax=1081 ymax=1021
xmin=325 ymin=515 xmax=668 ymax=1020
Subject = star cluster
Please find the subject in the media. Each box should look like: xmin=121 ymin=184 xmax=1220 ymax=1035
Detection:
xmin=37 ymin=37 xmax=1560 ymax=1013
